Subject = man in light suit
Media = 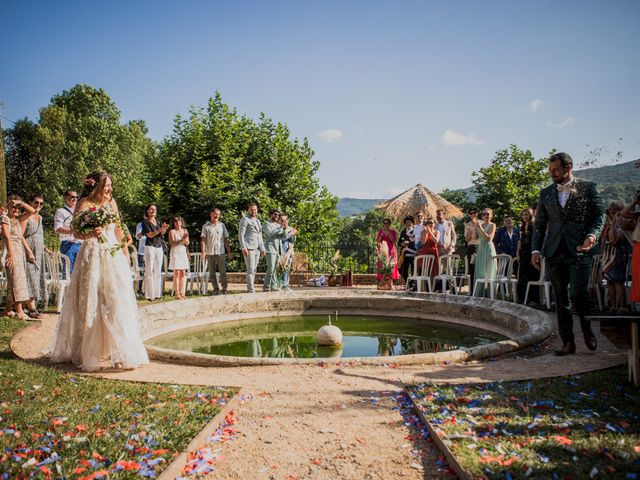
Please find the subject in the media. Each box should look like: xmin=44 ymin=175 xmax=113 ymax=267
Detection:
xmin=263 ymin=209 xmax=298 ymax=291
xmin=435 ymin=209 xmax=457 ymax=256
xmin=238 ymin=202 xmax=265 ymax=293
xmin=532 ymin=152 xmax=605 ymax=356
xmin=279 ymin=214 xmax=296 ymax=290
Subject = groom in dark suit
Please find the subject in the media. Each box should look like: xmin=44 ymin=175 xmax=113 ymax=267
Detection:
xmin=532 ymin=152 xmax=605 ymax=356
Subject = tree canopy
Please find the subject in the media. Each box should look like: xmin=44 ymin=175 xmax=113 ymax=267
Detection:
xmin=148 ymin=93 xmax=339 ymax=245
xmin=5 ymin=84 xmax=155 ymax=221
xmin=472 ymin=145 xmax=548 ymax=220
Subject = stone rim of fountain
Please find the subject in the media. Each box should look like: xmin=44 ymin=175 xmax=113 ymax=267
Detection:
xmin=139 ymin=290 xmax=553 ymax=367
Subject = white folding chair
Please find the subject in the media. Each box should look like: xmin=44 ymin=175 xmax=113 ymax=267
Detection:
xmin=161 ymin=254 xmax=172 ymax=297
xmin=473 ymin=254 xmax=510 ymax=299
xmin=454 ymin=254 xmax=474 ymax=295
xmin=44 ymin=251 xmax=70 ymax=312
xmin=0 ymin=263 xmax=8 ymax=307
xmin=433 ymin=254 xmax=461 ymax=294
xmin=185 ymin=252 xmax=208 ymax=295
xmin=524 ymin=257 xmax=552 ymax=309
xmin=588 ymin=254 xmax=604 ymax=311
xmin=406 ymin=254 xmax=435 ymax=293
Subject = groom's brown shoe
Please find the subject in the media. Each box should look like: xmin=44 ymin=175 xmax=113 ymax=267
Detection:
xmin=580 ymin=319 xmax=598 ymax=351
xmin=554 ymin=341 xmax=576 ymax=356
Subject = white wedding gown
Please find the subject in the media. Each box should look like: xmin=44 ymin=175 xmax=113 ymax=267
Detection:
xmin=49 ymin=223 xmax=149 ymax=371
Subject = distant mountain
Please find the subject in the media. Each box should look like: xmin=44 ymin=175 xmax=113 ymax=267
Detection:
xmin=337 ymin=198 xmax=384 ymax=217
xmin=337 ymin=159 xmax=640 ymax=216
xmin=575 ymin=159 xmax=640 ymax=205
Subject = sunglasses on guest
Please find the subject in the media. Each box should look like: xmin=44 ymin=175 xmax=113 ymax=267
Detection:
xmin=482 ymin=212 xmax=489 ymax=217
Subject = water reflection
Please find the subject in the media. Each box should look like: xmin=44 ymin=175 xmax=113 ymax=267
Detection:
xmin=149 ymin=315 xmax=504 ymax=359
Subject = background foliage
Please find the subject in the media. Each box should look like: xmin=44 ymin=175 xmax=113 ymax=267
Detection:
xmin=5 ymin=85 xmax=155 ymax=222
xmin=472 ymin=144 xmax=548 ymax=221
xmin=4 ymin=86 xmax=339 ymax=254
xmin=147 ymin=93 xmax=338 ymax=246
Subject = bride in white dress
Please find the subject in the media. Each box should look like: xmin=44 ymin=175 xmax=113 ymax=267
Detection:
xmin=49 ymin=171 xmax=149 ymax=371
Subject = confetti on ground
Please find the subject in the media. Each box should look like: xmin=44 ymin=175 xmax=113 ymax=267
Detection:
xmin=405 ymin=367 xmax=640 ymax=479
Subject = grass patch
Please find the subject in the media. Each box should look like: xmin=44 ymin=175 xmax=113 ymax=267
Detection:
xmin=0 ymin=317 xmax=236 ymax=479
xmin=407 ymin=368 xmax=640 ymax=479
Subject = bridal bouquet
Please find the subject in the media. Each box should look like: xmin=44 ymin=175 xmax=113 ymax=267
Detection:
xmin=73 ymin=205 xmax=119 ymax=242
xmin=73 ymin=205 xmax=126 ymax=255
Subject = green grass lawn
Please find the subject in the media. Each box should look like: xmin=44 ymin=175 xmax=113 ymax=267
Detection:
xmin=407 ymin=369 xmax=640 ymax=479
xmin=0 ymin=317 xmax=236 ymax=479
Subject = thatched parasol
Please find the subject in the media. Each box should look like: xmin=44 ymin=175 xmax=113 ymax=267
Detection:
xmin=375 ymin=184 xmax=464 ymax=221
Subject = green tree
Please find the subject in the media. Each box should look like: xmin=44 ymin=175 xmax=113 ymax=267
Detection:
xmin=4 ymin=118 xmax=43 ymax=200
xmin=150 ymin=92 xmax=339 ymax=247
xmin=472 ymin=145 xmax=548 ymax=220
xmin=5 ymin=84 xmax=155 ymax=222
xmin=439 ymin=188 xmax=474 ymax=213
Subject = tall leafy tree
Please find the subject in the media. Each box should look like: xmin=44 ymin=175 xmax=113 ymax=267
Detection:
xmin=5 ymin=84 xmax=155 ymax=221
xmin=150 ymin=93 xmax=339 ymax=246
xmin=472 ymin=145 xmax=548 ymax=220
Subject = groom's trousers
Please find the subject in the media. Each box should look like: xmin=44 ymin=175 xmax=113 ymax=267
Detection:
xmin=546 ymin=240 xmax=593 ymax=344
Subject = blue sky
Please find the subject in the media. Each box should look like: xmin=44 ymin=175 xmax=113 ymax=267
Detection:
xmin=3 ymin=0 xmax=639 ymax=198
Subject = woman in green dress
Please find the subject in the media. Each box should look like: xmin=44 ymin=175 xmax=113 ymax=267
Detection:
xmin=473 ymin=208 xmax=497 ymax=297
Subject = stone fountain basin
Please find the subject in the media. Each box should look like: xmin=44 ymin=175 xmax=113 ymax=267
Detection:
xmin=140 ymin=290 xmax=553 ymax=367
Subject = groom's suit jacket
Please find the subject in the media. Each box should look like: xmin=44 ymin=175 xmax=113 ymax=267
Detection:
xmin=532 ymin=178 xmax=605 ymax=258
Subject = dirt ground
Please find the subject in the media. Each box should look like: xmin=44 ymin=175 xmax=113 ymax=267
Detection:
xmin=11 ymin=310 xmax=625 ymax=480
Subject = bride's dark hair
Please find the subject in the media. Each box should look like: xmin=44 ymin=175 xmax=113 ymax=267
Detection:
xmin=79 ymin=171 xmax=112 ymax=202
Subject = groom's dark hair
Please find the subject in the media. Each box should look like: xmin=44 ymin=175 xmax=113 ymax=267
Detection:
xmin=549 ymin=152 xmax=573 ymax=168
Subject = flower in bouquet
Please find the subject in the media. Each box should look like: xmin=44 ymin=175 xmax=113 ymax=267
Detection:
xmin=72 ymin=204 xmax=127 ymax=256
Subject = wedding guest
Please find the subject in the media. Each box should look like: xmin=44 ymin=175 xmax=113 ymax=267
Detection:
xmin=278 ymin=214 xmax=296 ymax=290
xmin=464 ymin=208 xmax=479 ymax=285
xmin=264 ymin=209 xmax=296 ymax=292
xmin=416 ymin=218 xmax=440 ymax=277
xmin=435 ymin=209 xmax=457 ymax=256
xmin=398 ymin=215 xmax=416 ymax=283
xmin=201 ymin=208 xmax=232 ymax=295
xmin=23 ymin=194 xmax=48 ymax=316
xmin=494 ymin=215 xmax=520 ymax=258
xmin=2 ymin=196 xmax=37 ymax=319
xmin=622 ymin=190 xmax=640 ymax=304
xmin=516 ymin=208 xmax=538 ymax=304
xmin=376 ymin=218 xmax=399 ymax=284
xmin=473 ymin=208 xmax=497 ymax=297
xmin=532 ymin=152 xmax=605 ymax=356
xmin=141 ymin=204 xmax=169 ymax=301
xmin=602 ymin=201 xmax=631 ymax=312
xmin=135 ymin=217 xmax=146 ymax=295
xmin=168 ymin=216 xmax=189 ymax=300
xmin=413 ymin=212 xmax=425 ymax=249
xmin=238 ymin=202 xmax=265 ymax=293
xmin=54 ymin=190 xmax=81 ymax=273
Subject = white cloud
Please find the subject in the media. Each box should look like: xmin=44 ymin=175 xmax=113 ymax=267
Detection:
xmin=317 ymin=128 xmax=344 ymax=143
xmin=546 ymin=117 xmax=576 ymax=128
xmin=441 ymin=129 xmax=484 ymax=147
xmin=529 ymin=99 xmax=543 ymax=112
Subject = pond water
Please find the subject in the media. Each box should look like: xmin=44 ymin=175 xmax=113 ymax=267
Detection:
xmin=147 ymin=315 xmax=504 ymax=359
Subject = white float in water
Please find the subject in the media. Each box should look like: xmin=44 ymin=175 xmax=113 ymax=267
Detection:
xmin=316 ymin=311 xmax=343 ymax=346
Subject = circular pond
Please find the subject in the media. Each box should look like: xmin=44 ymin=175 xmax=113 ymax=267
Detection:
xmin=146 ymin=314 xmax=505 ymax=359
xmin=139 ymin=290 xmax=553 ymax=366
